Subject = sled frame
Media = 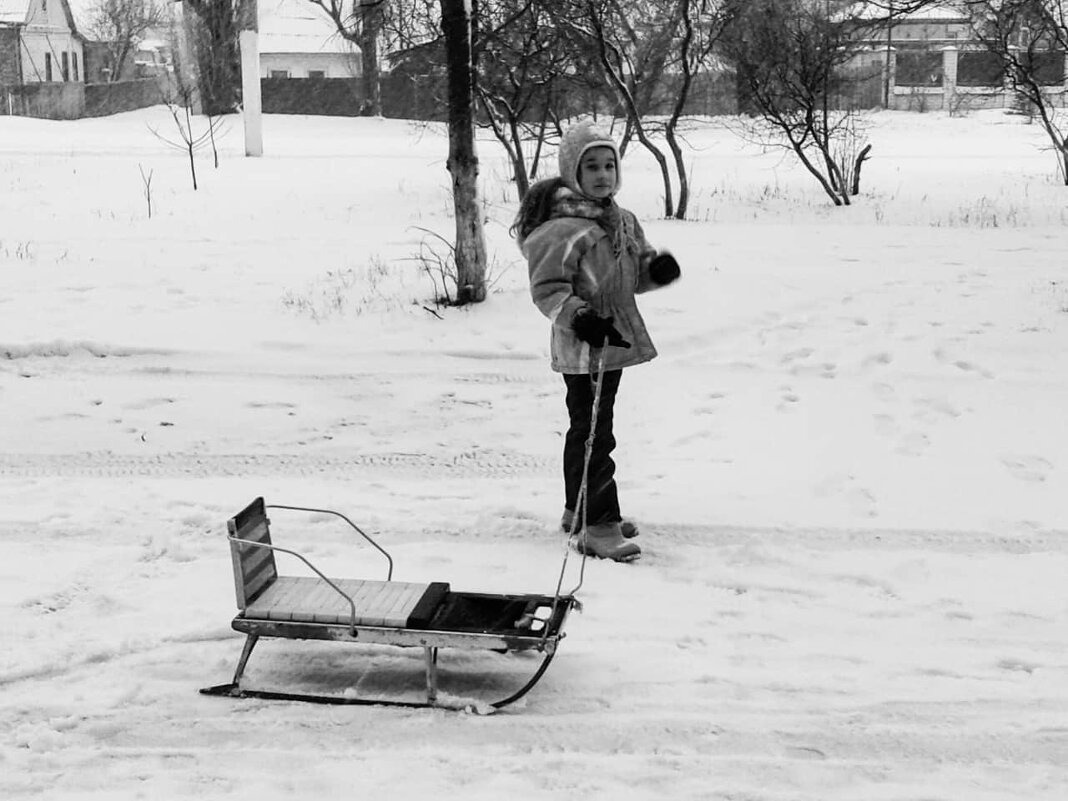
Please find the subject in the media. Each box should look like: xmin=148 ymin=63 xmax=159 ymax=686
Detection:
xmin=200 ymin=498 xmax=576 ymax=710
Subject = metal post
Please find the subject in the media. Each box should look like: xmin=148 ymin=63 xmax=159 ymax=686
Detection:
xmin=232 ymin=634 xmax=260 ymax=685
xmin=424 ymin=647 xmax=438 ymax=704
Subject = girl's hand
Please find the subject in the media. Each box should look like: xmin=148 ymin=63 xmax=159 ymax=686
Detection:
xmin=572 ymin=309 xmax=631 ymax=348
xmin=649 ymin=252 xmax=681 ymax=285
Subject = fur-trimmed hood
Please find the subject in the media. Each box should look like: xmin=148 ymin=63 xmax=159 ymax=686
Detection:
xmin=558 ymin=121 xmax=622 ymax=198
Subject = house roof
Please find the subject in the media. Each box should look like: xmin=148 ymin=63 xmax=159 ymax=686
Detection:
xmin=259 ymin=0 xmax=359 ymax=56
xmin=65 ymin=0 xmax=92 ymax=30
xmin=0 ymin=0 xmax=30 ymax=25
xmin=849 ymin=1 xmax=971 ymax=22
xmin=65 ymin=0 xmax=357 ymax=56
xmin=1 ymin=0 xmax=81 ymax=34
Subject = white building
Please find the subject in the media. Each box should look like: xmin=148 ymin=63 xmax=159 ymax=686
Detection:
xmin=0 ymin=0 xmax=84 ymax=84
xmin=258 ymin=0 xmax=360 ymax=79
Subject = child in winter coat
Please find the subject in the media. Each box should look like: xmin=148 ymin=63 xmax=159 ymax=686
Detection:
xmin=511 ymin=121 xmax=681 ymax=562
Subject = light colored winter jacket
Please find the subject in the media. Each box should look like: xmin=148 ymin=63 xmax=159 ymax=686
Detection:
xmin=523 ymin=212 xmax=661 ymax=374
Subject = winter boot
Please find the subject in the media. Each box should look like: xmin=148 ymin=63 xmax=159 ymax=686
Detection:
xmin=575 ymin=522 xmax=641 ymax=562
xmin=561 ymin=508 xmax=640 ymax=539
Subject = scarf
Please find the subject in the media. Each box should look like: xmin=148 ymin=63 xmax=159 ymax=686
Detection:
xmin=550 ymin=187 xmax=638 ymax=260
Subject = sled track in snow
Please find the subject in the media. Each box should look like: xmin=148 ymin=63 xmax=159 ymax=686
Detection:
xmin=0 ymin=451 xmax=553 ymax=480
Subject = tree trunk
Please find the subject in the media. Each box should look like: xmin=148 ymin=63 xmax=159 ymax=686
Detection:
xmin=507 ymin=116 xmax=529 ymax=198
xmin=186 ymin=0 xmax=242 ymax=115
xmin=440 ymin=0 xmax=487 ymax=305
xmin=585 ymin=4 xmax=674 ymax=217
xmin=852 ymin=144 xmax=872 ymax=195
xmin=665 ymin=125 xmax=689 ymax=220
xmin=358 ymin=0 xmax=382 ymax=115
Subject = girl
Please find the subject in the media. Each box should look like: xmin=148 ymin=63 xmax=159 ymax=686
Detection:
xmin=511 ymin=121 xmax=681 ymax=562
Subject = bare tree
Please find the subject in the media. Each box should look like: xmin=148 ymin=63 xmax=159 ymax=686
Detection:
xmin=150 ymin=80 xmax=228 ymax=189
xmin=476 ymin=0 xmax=573 ymax=199
xmin=657 ymin=0 xmax=743 ymax=219
xmin=83 ymin=0 xmax=169 ymax=82
xmin=306 ymin=0 xmax=385 ymax=115
xmin=543 ymin=0 xmax=739 ymax=219
xmin=440 ymin=0 xmax=487 ymax=305
xmin=965 ymin=0 xmax=1068 ymax=183
xmin=548 ymin=0 xmax=680 ymax=217
xmin=720 ymin=0 xmax=898 ymax=205
xmin=379 ymin=0 xmax=578 ymax=200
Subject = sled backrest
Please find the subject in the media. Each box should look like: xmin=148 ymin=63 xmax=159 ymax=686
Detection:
xmin=228 ymin=497 xmax=278 ymax=610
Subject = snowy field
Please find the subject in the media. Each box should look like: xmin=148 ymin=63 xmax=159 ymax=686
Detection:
xmin=1 ymin=106 xmax=1066 ymax=800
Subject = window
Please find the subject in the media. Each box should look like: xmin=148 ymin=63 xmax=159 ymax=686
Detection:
xmin=72 ymin=52 xmax=79 ymax=82
xmin=270 ymin=69 xmax=290 ymax=78
xmin=308 ymin=70 xmax=326 ymax=79
xmin=895 ymin=51 xmax=943 ymax=87
xmin=45 ymin=53 xmax=52 ymax=82
xmin=61 ymin=52 xmax=69 ymax=81
xmin=958 ymin=51 xmax=1004 ymax=87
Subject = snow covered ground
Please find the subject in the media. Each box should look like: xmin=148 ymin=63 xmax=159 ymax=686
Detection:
xmin=1 ymin=106 xmax=1065 ymax=800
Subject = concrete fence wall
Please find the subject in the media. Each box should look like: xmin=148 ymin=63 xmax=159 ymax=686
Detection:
xmin=2 ymin=82 xmax=84 ymax=120
xmin=0 ymin=77 xmax=173 ymax=119
xmin=84 ymin=78 xmax=172 ymax=118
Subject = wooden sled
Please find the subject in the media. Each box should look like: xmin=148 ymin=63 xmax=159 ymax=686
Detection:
xmin=200 ymin=497 xmax=577 ymax=710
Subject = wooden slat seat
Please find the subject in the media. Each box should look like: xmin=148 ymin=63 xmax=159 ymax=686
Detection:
xmin=244 ymin=576 xmax=442 ymax=628
xmin=203 ymin=497 xmax=578 ymax=709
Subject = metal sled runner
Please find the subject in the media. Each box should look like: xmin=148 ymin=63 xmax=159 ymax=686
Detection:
xmin=200 ymin=497 xmax=578 ymax=710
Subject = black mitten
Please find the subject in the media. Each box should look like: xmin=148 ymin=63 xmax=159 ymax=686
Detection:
xmin=649 ymin=252 xmax=681 ymax=285
xmin=572 ymin=308 xmax=631 ymax=348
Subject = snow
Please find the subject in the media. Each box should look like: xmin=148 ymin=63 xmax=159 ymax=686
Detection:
xmin=1 ymin=106 xmax=1066 ymax=800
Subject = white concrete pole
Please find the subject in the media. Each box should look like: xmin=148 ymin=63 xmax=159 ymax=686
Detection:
xmin=239 ymin=0 xmax=263 ymax=156
xmin=884 ymin=46 xmax=896 ymax=110
xmin=942 ymin=46 xmax=958 ymax=111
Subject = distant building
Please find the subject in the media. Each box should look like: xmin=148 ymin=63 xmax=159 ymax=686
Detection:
xmin=847 ymin=1 xmax=1066 ymax=110
xmin=258 ymin=0 xmax=360 ymax=80
xmin=0 ymin=0 xmax=85 ymax=85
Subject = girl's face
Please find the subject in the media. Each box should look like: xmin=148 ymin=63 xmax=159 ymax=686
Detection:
xmin=578 ymin=147 xmax=617 ymax=199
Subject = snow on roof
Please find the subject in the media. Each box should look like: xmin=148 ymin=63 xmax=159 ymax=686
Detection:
xmin=259 ymin=0 xmax=359 ymax=56
xmin=0 ymin=0 xmax=29 ymax=25
xmin=849 ymin=1 xmax=971 ymax=22
xmin=900 ymin=2 xmax=971 ymax=21
xmin=62 ymin=0 xmax=356 ymax=56
xmin=65 ymin=0 xmax=92 ymax=29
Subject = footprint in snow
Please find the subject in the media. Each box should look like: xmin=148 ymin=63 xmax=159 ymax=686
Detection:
xmin=124 ymin=396 xmax=177 ymax=411
xmin=847 ymin=486 xmax=878 ymax=518
xmin=998 ymin=657 xmax=1040 ymax=674
xmin=872 ymin=413 xmax=897 ymax=436
xmin=777 ymin=391 xmax=801 ymax=411
xmin=932 ymin=348 xmax=994 ymax=379
xmin=862 ymin=351 xmax=893 ymax=368
xmin=780 ymin=347 xmax=814 ymax=365
xmin=999 ymin=455 xmax=1053 ymax=483
xmin=894 ymin=431 xmax=930 ymax=457
xmin=871 ymin=382 xmax=898 ymax=402
xmin=913 ymin=396 xmax=961 ymax=423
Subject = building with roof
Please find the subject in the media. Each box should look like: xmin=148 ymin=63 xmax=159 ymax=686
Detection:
xmin=258 ymin=0 xmax=360 ymax=80
xmin=845 ymin=1 xmax=1066 ymax=111
xmin=0 ymin=0 xmax=84 ymax=86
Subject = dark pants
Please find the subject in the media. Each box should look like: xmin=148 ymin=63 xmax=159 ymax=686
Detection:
xmin=562 ymin=369 xmax=623 ymax=526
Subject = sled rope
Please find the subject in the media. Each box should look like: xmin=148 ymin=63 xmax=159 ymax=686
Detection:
xmin=549 ymin=339 xmax=609 ymax=615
